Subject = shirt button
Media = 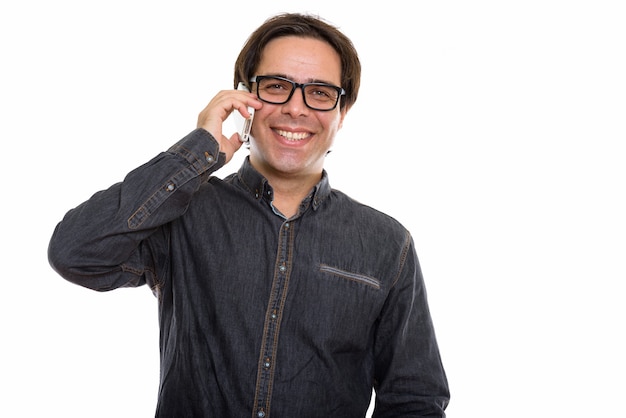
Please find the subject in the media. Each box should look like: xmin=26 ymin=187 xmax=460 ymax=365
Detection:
xmin=257 ymin=410 xmax=266 ymax=418
xmin=263 ymin=358 xmax=271 ymax=369
xmin=166 ymin=183 xmax=175 ymax=191
xmin=204 ymin=152 xmax=215 ymax=163
xmin=278 ymin=264 xmax=286 ymax=273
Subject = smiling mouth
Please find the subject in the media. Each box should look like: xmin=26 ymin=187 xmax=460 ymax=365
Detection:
xmin=275 ymin=129 xmax=311 ymax=141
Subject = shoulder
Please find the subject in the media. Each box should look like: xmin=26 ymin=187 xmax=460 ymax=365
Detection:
xmin=327 ymin=189 xmax=410 ymax=239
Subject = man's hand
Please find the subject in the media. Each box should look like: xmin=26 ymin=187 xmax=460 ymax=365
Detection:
xmin=197 ymin=89 xmax=262 ymax=163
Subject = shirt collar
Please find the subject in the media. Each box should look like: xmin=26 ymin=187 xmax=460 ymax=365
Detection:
xmin=236 ymin=157 xmax=331 ymax=211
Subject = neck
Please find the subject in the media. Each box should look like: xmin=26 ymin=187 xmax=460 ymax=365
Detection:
xmin=264 ymin=172 xmax=322 ymax=219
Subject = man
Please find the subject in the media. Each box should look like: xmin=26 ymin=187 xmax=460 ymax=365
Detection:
xmin=48 ymin=13 xmax=449 ymax=417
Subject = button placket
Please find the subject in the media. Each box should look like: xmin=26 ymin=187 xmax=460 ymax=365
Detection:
xmin=252 ymin=220 xmax=294 ymax=417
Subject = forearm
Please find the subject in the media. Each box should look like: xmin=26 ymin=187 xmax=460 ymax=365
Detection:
xmin=48 ymin=128 xmax=224 ymax=291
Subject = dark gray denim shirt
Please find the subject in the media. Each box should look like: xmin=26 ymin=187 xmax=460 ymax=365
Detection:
xmin=49 ymin=128 xmax=449 ymax=417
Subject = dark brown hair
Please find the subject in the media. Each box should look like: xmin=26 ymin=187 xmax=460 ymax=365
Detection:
xmin=234 ymin=13 xmax=361 ymax=111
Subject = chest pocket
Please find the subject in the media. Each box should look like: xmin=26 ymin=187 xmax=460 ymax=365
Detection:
xmin=319 ymin=264 xmax=381 ymax=290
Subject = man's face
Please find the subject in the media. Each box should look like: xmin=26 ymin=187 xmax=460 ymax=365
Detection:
xmin=248 ymin=36 xmax=347 ymax=180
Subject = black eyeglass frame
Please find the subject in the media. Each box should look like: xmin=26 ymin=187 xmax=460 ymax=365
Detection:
xmin=250 ymin=75 xmax=346 ymax=111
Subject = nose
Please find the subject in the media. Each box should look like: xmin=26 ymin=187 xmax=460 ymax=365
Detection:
xmin=281 ymin=86 xmax=310 ymax=117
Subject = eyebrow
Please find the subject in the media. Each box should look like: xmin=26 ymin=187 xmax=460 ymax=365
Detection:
xmin=265 ymin=73 xmax=340 ymax=86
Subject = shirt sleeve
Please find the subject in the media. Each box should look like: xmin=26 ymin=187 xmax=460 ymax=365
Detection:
xmin=372 ymin=232 xmax=450 ymax=417
xmin=48 ymin=128 xmax=224 ymax=292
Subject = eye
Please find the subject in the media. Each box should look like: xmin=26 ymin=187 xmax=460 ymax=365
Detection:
xmin=263 ymin=78 xmax=292 ymax=92
xmin=306 ymin=85 xmax=336 ymax=101
xmin=266 ymin=83 xmax=284 ymax=91
xmin=312 ymin=89 xmax=331 ymax=98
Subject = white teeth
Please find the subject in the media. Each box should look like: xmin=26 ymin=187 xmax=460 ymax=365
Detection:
xmin=276 ymin=129 xmax=309 ymax=141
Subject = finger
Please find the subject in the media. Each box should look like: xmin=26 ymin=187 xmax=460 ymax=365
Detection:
xmin=229 ymin=132 xmax=245 ymax=148
xmin=219 ymin=132 xmax=244 ymax=164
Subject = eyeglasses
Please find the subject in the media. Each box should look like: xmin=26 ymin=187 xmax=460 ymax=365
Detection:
xmin=250 ymin=75 xmax=345 ymax=111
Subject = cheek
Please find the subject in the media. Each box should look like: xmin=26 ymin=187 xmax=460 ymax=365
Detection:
xmin=252 ymin=104 xmax=281 ymax=128
xmin=331 ymin=109 xmax=347 ymax=131
xmin=250 ymin=107 xmax=270 ymax=135
xmin=325 ymin=113 xmax=345 ymax=134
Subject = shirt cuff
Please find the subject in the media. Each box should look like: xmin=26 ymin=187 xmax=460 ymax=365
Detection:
xmin=167 ymin=128 xmax=225 ymax=176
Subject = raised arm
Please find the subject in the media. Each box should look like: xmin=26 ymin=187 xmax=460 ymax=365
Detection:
xmin=48 ymin=129 xmax=224 ymax=291
xmin=48 ymin=87 xmax=262 ymax=291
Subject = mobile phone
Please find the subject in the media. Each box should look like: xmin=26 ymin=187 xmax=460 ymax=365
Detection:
xmin=234 ymin=82 xmax=255 ymax=143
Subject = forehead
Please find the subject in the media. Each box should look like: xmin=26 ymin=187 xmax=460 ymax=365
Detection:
xmin=257 ymin=36 xmax=342 ymax=84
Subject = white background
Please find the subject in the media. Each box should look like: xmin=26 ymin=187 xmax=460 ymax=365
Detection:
xmin=1 ymin=1 xmax=625 ymax=417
